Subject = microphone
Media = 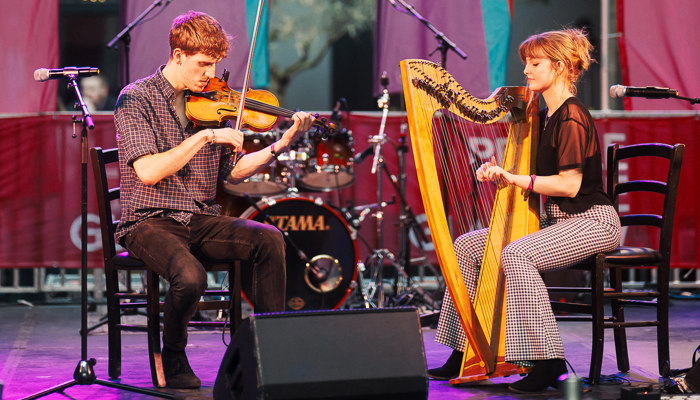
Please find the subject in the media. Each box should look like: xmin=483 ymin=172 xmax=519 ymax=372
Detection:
xmin=609 ymin=84 xmax=678 ymax=99
xmin=34 ymin=66 xmax=99 ymax=82
xmin=307 ymin=261 xmax=328 ymax=283
xmin=353 ymin=145 xmax=374 ymax=164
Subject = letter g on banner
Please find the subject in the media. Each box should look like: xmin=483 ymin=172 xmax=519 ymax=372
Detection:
xmin=70 ymin=213 xmax=102 ymax=253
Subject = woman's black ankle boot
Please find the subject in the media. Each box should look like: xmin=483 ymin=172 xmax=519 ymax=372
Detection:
xmin=427 ymin=349 xmax=463 ymax=380
xmin=508 ymin=359 xmax=567 ymax=393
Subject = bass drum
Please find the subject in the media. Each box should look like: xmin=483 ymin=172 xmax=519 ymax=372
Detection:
xmin=240 ymin=196 xmax=358 ymax=311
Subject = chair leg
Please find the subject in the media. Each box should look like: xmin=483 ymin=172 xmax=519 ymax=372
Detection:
xmin=589 ymin=256 xmax=606 ymax=385
xmin=609 ymin=266 xmax=630 ymax=373
xmin=106 ymin=267 xmax=122 ymax=379
xmin=230 ymin=261 xmax=243 ymax=337
xmin=146 ymin=271 xmax=166 ymax=388
xmin=657 ymin=267 xmax=671 ymax=378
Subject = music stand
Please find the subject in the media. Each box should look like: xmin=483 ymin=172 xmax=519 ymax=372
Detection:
xmin=21 ymin=74 xmax=174 ymax=400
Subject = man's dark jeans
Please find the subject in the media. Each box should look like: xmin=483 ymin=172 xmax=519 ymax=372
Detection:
xmin=124 ymin=214 xmax=286 ymax=351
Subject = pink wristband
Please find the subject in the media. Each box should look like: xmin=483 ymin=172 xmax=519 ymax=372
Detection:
xmin=524 ymin=174 xmax=536 ymax=200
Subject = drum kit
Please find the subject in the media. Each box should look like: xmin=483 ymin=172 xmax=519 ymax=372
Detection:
xmin=218 ymin=126 xmax=361 ymax=311
xmin=218 ymin=93 xmax=444 ymax=314
xmin=221 ymin=128 xmax=355 ymax=196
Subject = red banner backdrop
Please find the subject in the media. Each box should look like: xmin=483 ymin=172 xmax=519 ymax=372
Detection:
xmin=0 ymin=0 xmax=59 ymax=113
xmin=618 ymin=0 xmax=700 ymax=111
xmin=0 ymin=112 xmax=698 ymax=270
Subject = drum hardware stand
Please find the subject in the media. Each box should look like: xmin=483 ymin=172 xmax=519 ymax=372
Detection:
xmin=373 ymin=141 xmax=443 ymax=311
xmin=359 ymin=72 xmax=397 ymax=308
xmin=23 ymin=74 xmax=174 ymax=400
xmin=358 ymin=72 xmax=444 ymax=311
xmin=393 ymin=131 xmax=443 ymax=311
xmin=274 ymin=121 xmax=308 ymax=198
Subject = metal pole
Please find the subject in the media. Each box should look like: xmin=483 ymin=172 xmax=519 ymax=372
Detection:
xmin=600 ymin=0 xmax=610 ymax=112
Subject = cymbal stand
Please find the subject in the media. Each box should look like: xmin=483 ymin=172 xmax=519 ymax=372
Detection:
xmin=361 ymin=72 xmax=405 ymax=308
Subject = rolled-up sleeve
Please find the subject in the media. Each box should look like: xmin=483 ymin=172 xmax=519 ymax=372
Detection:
xmin=115 ymin=88 xmax=158 ymax=166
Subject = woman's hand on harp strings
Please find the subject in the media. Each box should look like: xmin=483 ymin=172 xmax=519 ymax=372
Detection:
xmin=476 ymin=156 xmax=516 ymax=186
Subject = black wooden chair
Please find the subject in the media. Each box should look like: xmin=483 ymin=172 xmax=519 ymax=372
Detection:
xmin=90 ymin=147 xmax=242 ymax=388
xmin=548 ymin=142 xmax=684 ymax=384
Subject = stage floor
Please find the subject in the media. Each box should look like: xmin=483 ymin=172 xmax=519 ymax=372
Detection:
xmin=1 ymin=299 xmax=699 ymax=400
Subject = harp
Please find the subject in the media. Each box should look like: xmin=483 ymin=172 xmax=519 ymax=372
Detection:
xmin=400 ymin=59 xmax=540 ymax=383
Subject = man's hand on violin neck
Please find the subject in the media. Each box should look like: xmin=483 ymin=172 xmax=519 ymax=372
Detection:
xmin=278 ymin=111 xmax=314 ymax=150
xmin=293 ymin=111 xmax=315 ymax=130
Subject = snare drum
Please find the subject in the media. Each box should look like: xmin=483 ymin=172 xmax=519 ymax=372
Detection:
xmin=223 ymin=131 xmax=288 ymax=196
xmin=298 ymin=130 xmax=354 ymax=191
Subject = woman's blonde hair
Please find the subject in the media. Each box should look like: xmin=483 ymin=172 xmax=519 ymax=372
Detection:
xmin=169 ymin=11 xmax=231 ymax=60
xmin=518 ymin=28 xmax=594 ymax=95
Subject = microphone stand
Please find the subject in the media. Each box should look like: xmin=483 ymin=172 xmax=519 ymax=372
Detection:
xmin=388 ymin=0 xmax=467 ymax=69
xmin=361 ymin=74 xmax=400 ymax=308
xmin=107 ymin=0 xmax=171 ymax=87
xmin=22 ymin=77 xmax=174 ymax=399
xmin=674 ymin=94 xmax=699 ymax=104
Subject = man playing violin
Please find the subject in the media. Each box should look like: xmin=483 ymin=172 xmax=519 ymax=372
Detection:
xmin=114 ymin=10 xmax=314 ymax=389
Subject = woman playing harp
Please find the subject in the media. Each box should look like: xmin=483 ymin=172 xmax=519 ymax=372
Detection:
xmin=428 ymin=28 xmax=621 ymax=393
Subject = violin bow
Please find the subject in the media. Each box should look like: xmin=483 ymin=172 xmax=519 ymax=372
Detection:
xmin=233 ymin=0 xmax=266 ymax=137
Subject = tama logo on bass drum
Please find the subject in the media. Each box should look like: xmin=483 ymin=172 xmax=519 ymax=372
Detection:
xmin=267 ymin=215 xmax=330 ymax=231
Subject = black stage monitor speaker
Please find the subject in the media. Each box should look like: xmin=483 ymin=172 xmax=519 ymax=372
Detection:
xmin=214 ymin=307 xmax=428 ymax=400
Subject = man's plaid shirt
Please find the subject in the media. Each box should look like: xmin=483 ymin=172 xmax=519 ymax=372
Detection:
xmin=114 ymin=67 xmax=239 ymax=245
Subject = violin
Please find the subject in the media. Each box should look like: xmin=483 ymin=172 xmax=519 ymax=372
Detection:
xmin=185 ymin=76 xmax=336 ymax=134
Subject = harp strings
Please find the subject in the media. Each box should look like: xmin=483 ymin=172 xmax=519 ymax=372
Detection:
xmin=442 ymin=115 xmax=509 ymax=339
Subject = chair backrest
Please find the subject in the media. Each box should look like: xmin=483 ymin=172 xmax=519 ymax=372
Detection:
xmin=606 ymin=142 xmax=685 ymax=261
xmin=90 ymin=147 xmax=121 ymax=264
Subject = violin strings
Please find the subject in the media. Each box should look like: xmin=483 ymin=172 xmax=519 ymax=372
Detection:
xmin=213 ymin=93 xmax=331 ymax=131
xmin=214 ymin=94 xmax=294 ymax=118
